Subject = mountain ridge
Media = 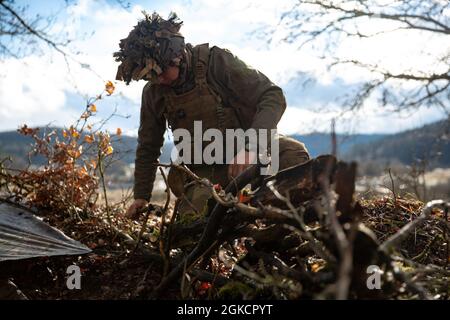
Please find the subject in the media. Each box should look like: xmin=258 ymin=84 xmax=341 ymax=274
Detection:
xmin=1 ymin=119 xmax=448 ymax=171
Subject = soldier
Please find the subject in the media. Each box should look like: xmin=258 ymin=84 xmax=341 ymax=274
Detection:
xmin=114 ymin=12 xmax=310 ymax=220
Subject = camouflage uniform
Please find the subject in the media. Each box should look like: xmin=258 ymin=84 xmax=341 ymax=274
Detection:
xmin=133 ymin=43 xmax=310 ymax=218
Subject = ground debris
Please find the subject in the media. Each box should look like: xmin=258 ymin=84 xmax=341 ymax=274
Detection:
xmin=0 ymin=161 xmax=448 ymax=300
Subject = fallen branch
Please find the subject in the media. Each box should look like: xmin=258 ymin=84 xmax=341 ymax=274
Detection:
xmin=159 ymin=167 xmax=172 ymax=277
xmin=150 ymin=164 xmax=261 ymax=298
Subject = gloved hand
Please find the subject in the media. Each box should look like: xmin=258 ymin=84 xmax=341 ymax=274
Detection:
xmin=125 ymin=198 xmax=148 ymax=220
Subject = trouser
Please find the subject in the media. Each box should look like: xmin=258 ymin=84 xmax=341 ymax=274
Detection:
xmin=167 ymin=135 xmax=310 ymax=222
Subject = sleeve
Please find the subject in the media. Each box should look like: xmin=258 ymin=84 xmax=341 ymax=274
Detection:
xmin=209 ymin=47 xmax=287 ymax=139
xmin=133 ymin=84 xmax=166 ymax=201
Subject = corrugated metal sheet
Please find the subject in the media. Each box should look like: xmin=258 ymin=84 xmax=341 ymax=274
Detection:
xmin=0 ymin=202 xmax=91 ymax=261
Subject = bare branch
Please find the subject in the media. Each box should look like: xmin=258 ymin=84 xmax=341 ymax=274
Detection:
xmin=0 ymin=1 xmax=68 ymax=56
xmin=268 ymin=0 xmax=450 ymax=113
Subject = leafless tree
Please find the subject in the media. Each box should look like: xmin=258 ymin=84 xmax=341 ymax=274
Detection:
xmin=268 ymin=0 xmax=450 ymax=114
xmin=0 ymin=0 xmax=72 ymax=58
xmin=0 ymin=0 xmax=131 ymax=59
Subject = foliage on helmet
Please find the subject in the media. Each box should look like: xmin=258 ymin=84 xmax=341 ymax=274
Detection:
xmin=113 ymin=11 xmax=185 ymax=84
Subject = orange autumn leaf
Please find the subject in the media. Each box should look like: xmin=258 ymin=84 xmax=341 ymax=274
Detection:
xmin=89 ymin=104 xmax=97 ymax=112
xmin=238 ymin=188 xmax=251 ymax=203
xmin=105 ymin=145 xmax=114 ymax=155
xmin=18 ymin=124 xmax=38 ymax=136
xmin=105 ymin=81 xmax=115 ymax=95
xmin=89 ymin=159 xmax=97 ymax=169
xmin=62 ymin=130 xmax=68 ymax=138
xmin=197 ymin=282 xmax=212 ymax=295
xmin=200 ymin=282 xmax=212 ymax=290
xmin=84 ymin=134 xmax=94 ymax=144
xmin=238 ymin=193 xmax=251 ymax=203
xmin=67 ymin=149 xmax=81 ymax=159
xmin=310 ymin=263 xmax=324 ymax=273
xmin=68 ymin=126 xmax=79 ymax=138
xmin=71 ymin=130 xmax=79 ymax=139
xmin=78 ymin=166 xmax=88 ymax=177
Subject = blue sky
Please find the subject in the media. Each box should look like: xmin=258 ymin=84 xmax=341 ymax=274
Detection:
xmin=0 ymin=0 xmax=447 ymax=136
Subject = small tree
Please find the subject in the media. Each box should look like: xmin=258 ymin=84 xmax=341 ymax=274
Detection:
xmin=269 ymin=0 xmax=449 ymax=113
xmin=0 ymin=0 xmax=131 ymax=59
xmin=0 ymin=81 xmax=118 ymax=218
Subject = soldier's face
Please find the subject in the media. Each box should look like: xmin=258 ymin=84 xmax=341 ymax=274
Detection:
xmin=157 ymin=66 xmax=179 ymax=86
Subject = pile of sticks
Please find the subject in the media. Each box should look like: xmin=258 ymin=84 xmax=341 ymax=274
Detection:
xmin=138 ymin=155 xmax=449 ymax=300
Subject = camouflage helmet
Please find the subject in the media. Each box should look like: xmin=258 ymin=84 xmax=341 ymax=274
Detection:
xmin=113 ymin=11 xmax=185 ymax=85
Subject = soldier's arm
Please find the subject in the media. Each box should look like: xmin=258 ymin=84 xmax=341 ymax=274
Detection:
xmin=208 ymin=46 xmax=287 ymax=134
xmin=133 ymin=83 xmax=166 ymax=201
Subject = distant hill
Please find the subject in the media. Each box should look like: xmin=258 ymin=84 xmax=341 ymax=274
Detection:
xmin=0 ymin=130 xmax=39 ymax=167
xmin=0 ymin=128 xmax=385 ymax=167
xmin=1 ymin=119 xmax=448 ymax=172
xmin=0 ymin=128 xmax=171 ymax=168
xmin=292 ymin=132 xmax=388 ymax=158
xmin=114 ymin=134 xmax=172 ymax=164
xmin=344 ymin=119 xmax=450 ymax=169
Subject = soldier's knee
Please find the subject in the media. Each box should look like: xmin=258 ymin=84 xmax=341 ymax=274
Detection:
xmin=176 ymin=184 xmax=212 ymax=223
xmin=277 ymin=136 xmax=310 ymax=170
xmin=167 ymin=166 xmax=187 ymax=197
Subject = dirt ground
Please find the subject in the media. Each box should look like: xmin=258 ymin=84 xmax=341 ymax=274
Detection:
xmin=1 ymin=193 xmax=448 ymax=300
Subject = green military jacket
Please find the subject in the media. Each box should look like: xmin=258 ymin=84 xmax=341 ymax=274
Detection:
xmin=134 ymin=44 xmax=287 ymax=201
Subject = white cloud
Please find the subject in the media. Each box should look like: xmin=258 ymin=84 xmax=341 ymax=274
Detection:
xmin=67 ymin=0 xmax=90 ymax=17
xmin=278 ymin=107 xmax=322 ymax=135
xmin=0 ymin=0 xmax=446 ymax=135
xmin=279 ymin=102 xmax=447 ymax=136
xmin=0 ymin=0 xmax=147 ymax=131
xmin=0 ymin=56 xmax=73 ymax=127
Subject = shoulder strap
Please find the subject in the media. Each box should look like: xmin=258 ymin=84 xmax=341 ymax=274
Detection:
xmin=193 ymin=43 xmax=210 ymax=86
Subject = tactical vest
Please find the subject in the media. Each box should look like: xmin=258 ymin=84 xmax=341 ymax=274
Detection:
xmin=163 ymin=43 xmax=242 ymax=163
